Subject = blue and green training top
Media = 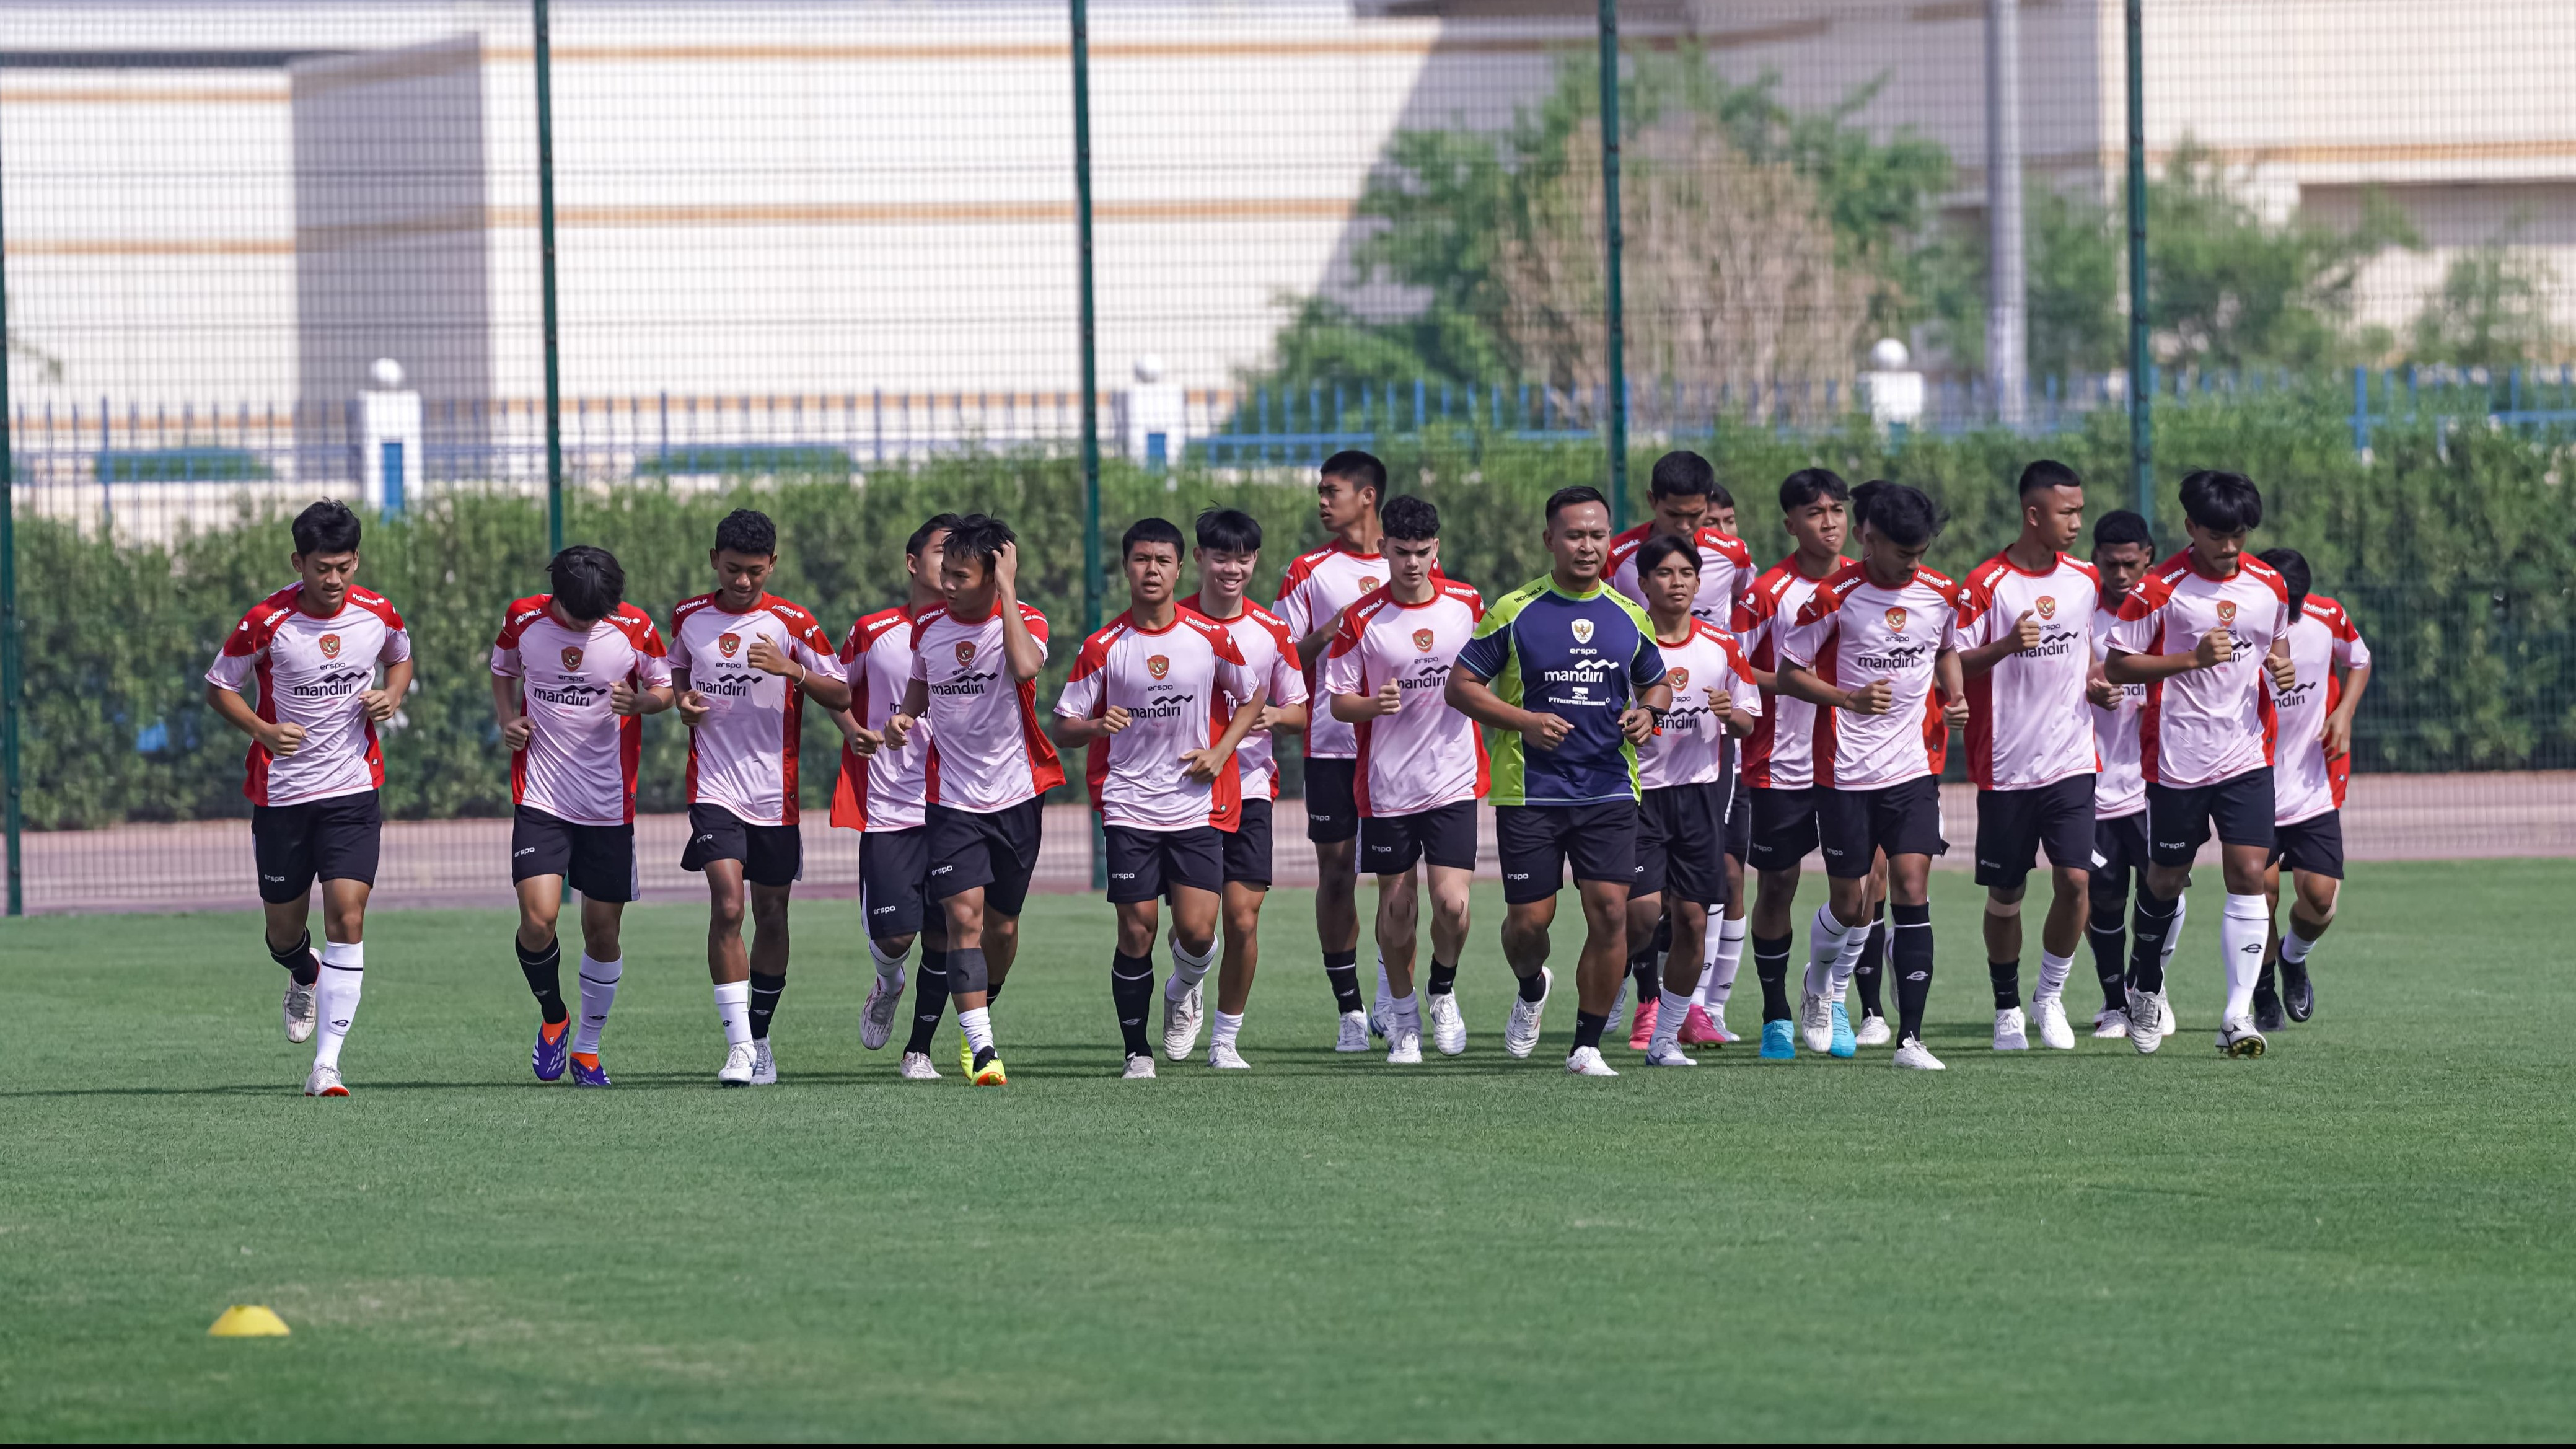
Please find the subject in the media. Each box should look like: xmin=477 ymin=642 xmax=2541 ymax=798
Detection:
xmin=1453 ymin=576 xmax=1668 ymax=807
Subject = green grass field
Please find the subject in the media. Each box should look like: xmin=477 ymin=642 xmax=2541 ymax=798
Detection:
xmin=3 ymin=859 xmax=2572 ymax=1441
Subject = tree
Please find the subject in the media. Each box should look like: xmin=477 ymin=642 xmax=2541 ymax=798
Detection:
xmin=2408 ymin=229 xmax=2559 ymax=369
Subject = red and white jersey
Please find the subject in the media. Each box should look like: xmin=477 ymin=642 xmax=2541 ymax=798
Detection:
xmin=204 ymin=583 xmax=411 ymax=807
xmin=2270 ymin=596 xmax=2372 ymax=825
xmin=908 ymin=603 xmax=1065 ymax=813
xmin=1637 ymin=621 xmax=1762 ymax=791
xmin=1272 ymin=542 xmax=1397 ymax=761
xmin=1733 ymin=556 xmax=1846 ymax=789
xmin=1607 ymin=524 xmax=1754 ymax=628
xmin=491 ymin=596 xmax=672 ymax=826
xmin=668 ymin=592 xmax=843 ymax=827
xmin=1956 ymin=551 xmax=2101 ymax=791
xmin=1780 ymin=563 xmax=1961 ymax=791
xmin=2107 ymin=550 xmax=2294 ymax=790
xmin=2090 ymin=599 xmax=2149 ymax=819
xmin=1055 ymin=608 xmax=1256 ymax=832
xmin=1182 ymin=593 xmax=1309 ymax=802
xmin=1319 ymin=580 xmax=1488 ymax=817
xmin=829 ymin=605 xmax=933 ymax=833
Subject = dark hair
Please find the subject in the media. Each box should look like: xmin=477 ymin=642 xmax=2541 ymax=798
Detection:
xmin=713 ymin=508 xmax=776 ymax=557
xmin=1383 ymin=494 xmax=1441 ymax=542
xmin=2179 ymin=469 xmax=2264 ymax=534
xmin=1544 ymin=484 xmax=1607 ymax=525
xmin=1778 ymin=467 xmax=1850 ymax=512
xmin=2258 ymin=547 xmax=2311 ymax=615
xmin=906 ymin=511 xmax=962 ymax=559
xmin=548 ymin=545 xmax=626 ymax=623
xmin=2092 ymin=508 xmax=2154 ymax=552
xmin=1708 ymin=480 xmax=1736 ymax=511
xmin=2018 ymin=459 xmax=2083 ymax=497
xmin=291 ymin=500 xmax=363 ymax=557
xmin=1634 ymin=532 xmax=1701 ymax=578
xmin=1193 ymin=507 xmax=1262 ymax=555
xmin=1863 ymin=484 xmax=1944 ymax=549
xmin=1121 ymin=516 xmax=1186 ymax=561
xmin=944 ymin=513 xmax=1016 ymax=578
xmin=1848 ymin=479 xmax=1889 ymax=528
xmin=1320 ymin=449 xmax=1387 ymax=503
xmin=1649 ymin=451 xmax=1717 ymax=500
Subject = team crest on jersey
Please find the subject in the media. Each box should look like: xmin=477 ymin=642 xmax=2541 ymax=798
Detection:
xmin=955 ymin=641 xmax=978 ymax=667
xmin=1884 ymin=607 xmax=1909 ymax=633
xmin=2216 ymin=599 xmax=2238 ymax=625
xmin=1571 ymin=618 xmax=1596 ymax=645
xmin=1412 ymin=628 xmax=1435 ymax=653
xmin=1668 ymin=667 xmax=1689 ymax=692
xmin=1147 ymin=654 xmax=1170 ymax=680
xmin=1363 ymin=577 xmax=1383 ymax=593
xmin=2034 ymin=596 xmax=2057 ymax=620
xmin=718 ymin=632 xmax=742 ymax=659
xmin=317 ymin=633 xmax=342 ymax=659
xmin=561 ymin=646 xmax=584 ymax=672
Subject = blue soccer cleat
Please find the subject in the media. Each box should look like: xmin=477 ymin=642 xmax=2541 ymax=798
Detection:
xmin=569 ymin=1052 xmax=613 ymax=1088
xmin=1759 ymin=1019 xmax=1797 ymax=1060
xmin=1829 ymin=1000 xmax=1857 ymax=1058
xmin=532 ymin=1018 xmax=570 ymax=1081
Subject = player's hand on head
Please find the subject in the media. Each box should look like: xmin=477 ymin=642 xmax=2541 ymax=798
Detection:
xmin=265 ymin=720 xmax=308 ymax=756
xmin=677 ymin=689 xmax=712 ymax=726
xmin=501 ymin=715 xmax=535 ymax=750
xmin=2195 ymin=625 xmax=2235 ymax=668
xmin=1844 ymin=678 xmax=1894 ymax=716
xmin=2012 ymin=609 xmax=2042 ymax=651
xmin=1100 ymin=705 xmax=1134 ymax=734
xmin=993 ymin=540 xmax=1021 ymax=592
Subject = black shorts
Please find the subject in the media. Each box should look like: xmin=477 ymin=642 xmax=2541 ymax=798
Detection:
xmin=861 ymin=825 xmax=934 ymax=940
xmin=251 ymin=790 xmax=382 ymax=904
xmin=1817 ymin=775 xmax=1945 ymax=879
xmin=1725 ymin=778 xmax=1752 ymax=861
xmin=2091 ymin=810 xmax=2150 ymax=887
xmin=1635 ymin=782 xmax=1728 ymax=907
xmin=679 ymin=801 xmax=804 ymax=889
xmin=926 ymin=799 xmax=1044 ymax=918
xmin=1224 ymin=798 xmax=1275 ymax=889
xmin=1303 ymin=757 xmax=1360 ymax=843
xmin=2270 ymin=811 xmax=2345 ymax=879
xmin=511 ymin=805 xmax=638 ymax=904
xmin=1746 ymin=786 xmax=1824 ymax=874
xmin=1104 ymin=824 xmax=1225 ymax=905
xmin=1360 ymin=799 xmax=1479 ymax=876
xmin=1496 ymin=801 xmax=1638 ymax=905
xmin=2147 ymin=769 xmax=2275 ymax=866
xmin=1973 ymin=774 xmax=2098 ymax=889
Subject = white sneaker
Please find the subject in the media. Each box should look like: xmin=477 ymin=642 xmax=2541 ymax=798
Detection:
xmin=2125 ymin=987 xmax=2167 ymax=1055
xmin=1993 ymin=1006 xmax=2029 ymax=1052
xmin=1386 ymin=1024 xmax=1423 ymax=1065
xmin=718 ymin=1041 xmax=757 ymax=1086
xmin=2093 ymin=1007 xmax=2132 ymax=1039
xmin=2032 ymin=996 xmax=2076 ymax=1050
xmin=1334 ymin=1010 xmax=1373 ymax=1053
xmin=2158 ymin=997 xmax=2178 ymax=1037
xmin=898 ymin=1050 xmax=941 ymax=1081
xmin=2216 ymin=1014 xmax=2268 ymax=1058
xmin=750 ymin=1039 xmax=777 ymax=1085
xmin=1208 ymin=1040 xmax=1250 ymax=1070
xmin=1644 ymin=1039 xmax=1697 ymax=1067
xmin=1370 ymin=979 xmax=1392 ymax=1040
xmin=859 ymin=970 xmax=904 ymax=1051
xmin=1122 ymin=1053 xmax=1158 ymax=1080
xmin=1603 ymin=979 xmax=1629 ymax=1041
xmin=1163 ymin=982 xmax=1205 ymax=1061
xmin=1504 ymin=968 xmax=1552 ymax=1059
xmin=1854 ymin=1013 xmax=1893 ymax=1047
xmin=1800 ymin=990 xmax=1833 ymax=1053
xmin=1426 ymin=991 xmax=1467 ymax=1056
xmin=301 ymin=1063 xmax=347 ymax=1097
xmin=1565 ymin=1044 xmax=1619 ymax=1077
xmin=1892 ymin=1035 xmax=1947 ymax=1071
xmin=283 ymin=976 xmax=317 ymax=1044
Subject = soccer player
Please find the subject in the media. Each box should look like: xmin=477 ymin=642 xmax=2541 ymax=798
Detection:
xmin=1954 ymin=461 xmax=2101 ymax=1052
xmin=1774 ymin=483 xmax=1968 ymax=1071
xmin=669 ymin=509 xmax=850 ymax=1087
xmin=2250 ymin=547 xmax=2371 ymax=1031
xmin=1448 ymin=485 xmax=1671 ymax=1078
xmin=1273 ymin=450 xmax=1401 ymax=1050
xmin=1180 ymin=508 xmax=1311 ymax=1069
xmin=2103 ymin=470 xmax=2300 ymax=1058
xmin=1625 ymin=533 xmax=1761 ymax=1065
xmin=880 ymin=514 xmax=1062 ymax=1086
xmin=832 ymin=513 xmax=960 ymax=1080
xmin=491 ymin=545 xmax=675 ymax=1088
xmin=2081 ymin=508 xmax=2177 ymax=1039
xmin=204 ymin=500 xmax=414 ymax=1097
xmin=1053 ymin=519 xmax=1264 ymax=1080
xmin=1320 ymin=496 xmax=1485 ymax=1065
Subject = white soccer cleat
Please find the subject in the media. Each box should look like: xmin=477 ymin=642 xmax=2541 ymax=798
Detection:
xmin=1122 ymin=1053 xmax=1159 ymax=1080
xmin=718 ymin=1041 xmax=757 ymax=1087
xmin=2032 ymin=996 xmax=2077 ymax=1050
xmin=1334 ymin=1010 xmax=1373 ymax=1053
xmin=1602 ymin=979 xmax=1629 ymax=1041
xmin=750 ymin=1039 xmax=777 ymax=1085
xmin=2158 ymin=997 xmax=2178 ymax=1037
xmin=301 ymin=1063 xmax=348 ymax=1097
xmin=1426 ymin=991 xmax=1467 ymax=1056
xmin=898 ymin=1050 xmax=941 ymax=1081
xmin=859 ymin=971 xmax=905 ymax=1051
xmin=2125 ymin=987 xmax=2167 ymax=1055
xmin=283 ymin=977 xmax=317 ymax=1044
xmin=2093 ymin=1007 xmax=2132 ymax=1039
xmin=1370 ymin=978 xmax=1393 ymax=1040
xmin=1503 ymin=968 xmax=1552 ymax=1060
xmin=1163 ymin=982 xmax=1206 ymax=1062
xmin=1644 ymin=1039 xmax=1698 ymax=1067
xmin=1800 ymin=990 xmax=1834 ymax=1054
xmin=1853 ymin=1013 xmax=1893 ymax=1047
xmin=1565 ymin=1044 xmax=1619 ymax=1077
xmin=1208 ymin=1040 xmax=1251 ymax=1070
xmin=1992 ymin=1006 xmax=2029 ymax=1052
xmin=2216 ymin=1015 xmax=2268 ymax=1059
xmin=1892 ymin=1036 xmax=1947 ymax=1071
xmin=1386 ymin=1024 xmax=1423 ymax=1065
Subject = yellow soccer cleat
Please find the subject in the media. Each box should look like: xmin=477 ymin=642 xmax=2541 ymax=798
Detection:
xmin=970 ymin=1054 xmax=1008 ymax=1086
xmin=959 ymin=1029 xmax=974 ymax=1077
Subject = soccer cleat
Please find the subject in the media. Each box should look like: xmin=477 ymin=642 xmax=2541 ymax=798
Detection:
xmin=1602 ymin=979 xmax=1629 ymax=1042
xmin=751 ymin=1039 xmax=777 ymax=1086
xmin=2093 ymin=1007 xmax=2132 ymax=1039
xmin=2281 ymin=956 xmax=2315 ymax=1022
xmin=1891 ymin=1036 xmax=1947 ymax=1071
xmin=1992 ymin=1006 xmax=2029 ymax=1052
xmin=1828 ymin=1001 xmax=1857 ymax=1059
xmin=1122 ymin=1053 xmax=1158 ymax=1081
xmin=1565 ymin=1044 xmax=1620 ymax=1078
xmin=2252 ymin=984 xmax=2286 ymax=1034
xmin=1208 ymin=1040 xmax=1251 ymax=1070
xmin=1426 ymin=991 xmax=1467 ymax=1056
xmin=960 ymin=1028 xmax=975 ymax=1078
xmin=898 ymin=1050 xmax=941 ymax=1081
xmin=1678 ymin=1003 xmax=1731 ymax=1046
xmin=1163 ymin=982 xmax=1206 ymax=1061
xmin=1386 ymin=1023 xmax=1423 ymax=1065
xmin=2125 ymin=988 xmax=2166 ymax=1055
xmin=1334 ymin=1010 xmax=1373 ymax=1053
xmin=718 ymin=1041 xmax=757 ymax=1087
xmin=283 ymin=976 xmax=318 ymax=1044
xmin=1853 ymin=1013 xmax=1892 ymax=1048
xmin=569 ymin=1052 xmax=612 ymax=1088
xmin=1627 ymin=997 xmax=1659 ymax=1051
xmin=1800 ymin=990 xmax=1833 ymax=1054
xmin=1503 ymin=968 xmax=1552 ymax=1060
xmin=1370 ymin=977 xmax=1392 ymax=1040
xmin=1644 ymin=1039 xmax=1698 ymax=1067
xmin=2158 ymin=996 xmax=2178 ymax=1037
xmin=859 ymin=971 xmax=905 ymax=1051
xmin=971 ymin=1054 xmax=1009 ymax=1086
xmin=2217 ymin=1015 xmax=2268 ymax=1059
xmin=531 ymin=1018 xmax=571 ymax=1081
xmin=1759 ymin=1019 xmax=1796 ymax=1060
xmin=302 ymin=1064 xmax=348 ymax=1098
xmin=2032 ymin=995 xmax=2077 ymax=1050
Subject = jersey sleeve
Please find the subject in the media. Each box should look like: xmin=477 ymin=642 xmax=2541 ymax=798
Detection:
xmin=1267 ymin=636 xmax=1309 ymax=707
xmin=1726 ymin=650 xmax=1765 ymax=718
xmin=1950 ymin=578 xmax=1997 ymax=649
xmin=1317 ymin=622 xmax=1368 ymax=699
xmin=1272 ymin=573 xmax=1312 ymax=638
xmin=1453 ymin=606 xmax=1513 ymax=682
xmin=786 ymin=613 xmax=845 ymax=682
xmin=379 ymin=620 xmax=413 ymax=666
xmin=1628 ymin=630 xmax=1669 ymax=691
xmin=1777 ymin=604 xmax=1835 ymax=672
xmin=666 ymin=619 xmax=699 ymax=677
xmin=1053 ymin=630 xmax=1111 ymax=720
xmin=2106 ymin=584 xmax=2164 ymax=655
xmin=491 ymin=631 xmax=525 ymax=679
xmin=2338 ymin=623 xmax=2371 ymax=671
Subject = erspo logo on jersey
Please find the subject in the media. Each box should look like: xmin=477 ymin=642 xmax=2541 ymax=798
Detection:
xmin=1147 ymin=654 xmax=1170 ymax=680
xmin=561 ymin=646 xmax=584 ymax=672
xmin=318 ymin=633 xmax=342 ymax=659
xmin=718 ymin=632 xmax=741 ymax=659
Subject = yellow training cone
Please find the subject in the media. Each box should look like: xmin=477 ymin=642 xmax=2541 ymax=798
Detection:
xmin=207 ymin=1305 xmax=291 ymax=1337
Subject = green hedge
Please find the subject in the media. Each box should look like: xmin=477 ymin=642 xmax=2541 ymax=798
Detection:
xmin=12 ymin=407 xmax=2572 ymax=829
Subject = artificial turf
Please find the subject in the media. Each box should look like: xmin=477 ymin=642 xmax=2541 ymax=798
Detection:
xmin=1 ymin=858 xmax=2570 ymax=1441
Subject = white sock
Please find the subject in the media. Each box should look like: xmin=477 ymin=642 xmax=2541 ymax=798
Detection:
xmin=1374 ymin=953 xmax=1391 ymax=1007
xmin=2222 ymin=893 xmax=2270 ymax=1021
xmin=866 ymin=938 xmax=908 ymax=982
xmin=2281 ymin=921 xmax=2319 ymax=964
xmin=1167 ymin=937 xmax=1217 ymax=999
xmin=2037 ymin=949 xmax=2076 ymax=1001
xmin=2161 ymin=892 xmax=2189 ymax=974
xmin=714 ymin=979 xmax=752 ymax=1048
xmin=1706 ymin=915 xmax=1746 ymax=1009
xmin=1653 ymin=987 xmax=1693 ymax=1048
xmin=1805 ymin=904 xmax=1853 ymax=998
xmin=1390 ymin=990 xmax=1421 ymax=1034
xmin=959 ymin=1005 xmax=995 ymax=1056
xmin=1212 ymin=1009 xmax=1244 ymax=1051
xmin=314 ymin=941 xmax=364 ymax=1070
xmin=1826 ymin=914 xmax=1873 ymax=1000
xmin=574 ymin=954 xmax=621 ymax=1054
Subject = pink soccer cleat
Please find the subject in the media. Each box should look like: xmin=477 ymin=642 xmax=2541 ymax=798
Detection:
xmin=1627 ymin=997 xmax=1659 ymax=1050
xmin=1678 ymin=1003 xmax=1734 ymax=1046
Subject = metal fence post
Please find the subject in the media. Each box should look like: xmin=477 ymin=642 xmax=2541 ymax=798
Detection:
xmin=1071 ymin=0 xmax=1105 ymax=890
xmin=1596 ymin=0 xmax=1628 ymax=524
xmin=2124 ymin=0 xmax=2153 ymax=535
xmin=534 ymin=0 xmax=566 ymax=555
xmin=0 ymin=107 xmax=20 ymax=916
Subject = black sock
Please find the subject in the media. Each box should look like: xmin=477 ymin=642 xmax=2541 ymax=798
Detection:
xmin=1113 ymin=951 xmax=1156 ymax=1059
xmin=1892 ymin=903 xmax=1934 ymax=1042
xmin=1573 ymin=1010 xmax=1608 ymax=1052
xmin=1323 ymin=949 xmax=1363 ymax=1014
xmin=1516 ymin=969 xmax=1549 ymax=1003
xmin=1627 ymin=946 xmax=1661 ymax=1004
xmin=2128 ymin=889 xmax=2178 ymax=993
xmin=1427 ymin=959 xmax=1459 ymax=997
xmin=747 ymin=971 xmax=786 ymax=1040
xmin=2088 ymin=920 xmax=2129 ymax=1012
xmin=516 ymin=935 xmax=568 ymax=1024
xmin=983 ymin=977 xmax=1005 ymax=1006
xmin=1753 ymin=933 xmax=1794 ymax=1022
xmin=270 ymin=931 xmax=320 ymax=987
xmin=905 ymin=953 xmax=949 ymax=1054
xmin=1989 ymin=959 xmax=2021 ymax=1010
xmin=1855 ymin=912 xmax=1888 ymax=1017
